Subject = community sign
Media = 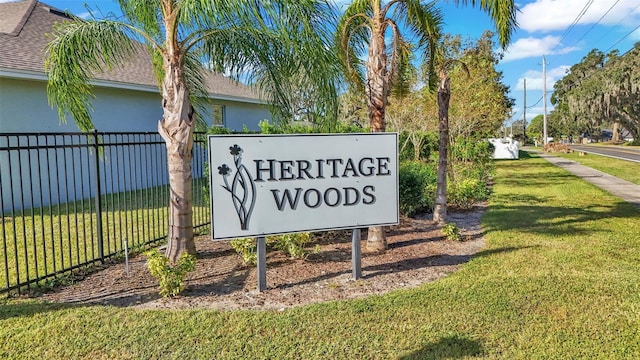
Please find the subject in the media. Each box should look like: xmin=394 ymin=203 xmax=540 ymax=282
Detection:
xmin=208 ymin=133 xmax=399 ymax=240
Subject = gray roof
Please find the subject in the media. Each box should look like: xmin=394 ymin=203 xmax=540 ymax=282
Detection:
xmin=0 ymin=0 xmax=263 ymax=102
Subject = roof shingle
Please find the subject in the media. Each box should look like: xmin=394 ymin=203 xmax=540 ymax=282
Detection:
xmin=0 ymin=0 xmax=263 ymax=102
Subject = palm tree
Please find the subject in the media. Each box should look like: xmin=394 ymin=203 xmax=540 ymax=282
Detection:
xmin=433 ymin=57 xmax=467 ymax=224
xmin=46 ymin=0 xmax=338 ymax=263
xmin=337 ymin=0 xmax=442 ymax=251
xmin=337 ymin=0 xmax=517 ymax=249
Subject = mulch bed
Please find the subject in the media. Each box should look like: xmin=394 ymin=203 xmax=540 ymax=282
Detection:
xmin=38 ymin=205 xmax=486 ymax=311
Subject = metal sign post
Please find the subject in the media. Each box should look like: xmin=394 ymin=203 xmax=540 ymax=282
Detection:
xmin=256 ymin=237 xmax=267 ymax=292
xmin=351 ymin=228 xmax=362 ymax=280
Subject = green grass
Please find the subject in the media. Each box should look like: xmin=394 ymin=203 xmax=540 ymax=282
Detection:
xmin=1 ymin=152 xmax=639 ymax=359
xmin=1 ymin=178 xmax=210 ymax=291
xmin=553 ymin=150 xmax=640 ymax=185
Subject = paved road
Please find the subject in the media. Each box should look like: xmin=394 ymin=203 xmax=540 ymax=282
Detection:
xmin=569 ymin=144 xmax=640 ymax=163
xmin=527 ymin=149 xmax=640 ymax=208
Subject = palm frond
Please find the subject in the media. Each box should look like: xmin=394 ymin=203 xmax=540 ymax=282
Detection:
xmin=117 ymin=0 xmax=163 ymax=40
xmin=447 ymin=0 xmax=518 ymax=48
xmin=45 ymin=19 xmax=138 ymax=132
xmin=185 ymin=0 xmax=341 ymax=124
xmin=387 ymin=21 xmax=415 ymax=97
xmin=336 ymin=0 xmax=374 ymax=91
xmin=184 ymin=51 xmax=210 ymax=132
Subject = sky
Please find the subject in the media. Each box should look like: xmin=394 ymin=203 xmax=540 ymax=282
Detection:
xmin=7 ymin=0 xmax=640 ymax=129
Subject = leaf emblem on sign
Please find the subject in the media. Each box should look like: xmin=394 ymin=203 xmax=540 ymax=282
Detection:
xmin=219 ymin=145 xmax=256 ymax=230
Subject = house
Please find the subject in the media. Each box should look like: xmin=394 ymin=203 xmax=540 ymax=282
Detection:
xmin=0 ymin=0 xmax=272 ymax=213
xmin=0 ymin=0 xmax=271 ymax=133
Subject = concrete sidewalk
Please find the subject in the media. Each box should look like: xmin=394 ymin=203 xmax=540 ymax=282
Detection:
xmin=528 ymin=149 xmax=640 ymax=208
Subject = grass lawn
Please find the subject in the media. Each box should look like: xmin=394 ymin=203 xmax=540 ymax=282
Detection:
xmin=552 ymin=150 xmax=640 ymax=185
xmin=1 ymin=151 xmax=639 ymax=359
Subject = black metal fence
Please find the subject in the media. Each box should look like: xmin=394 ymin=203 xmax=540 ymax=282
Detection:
xmin=0 ymin=131 xmax=210 ymax=294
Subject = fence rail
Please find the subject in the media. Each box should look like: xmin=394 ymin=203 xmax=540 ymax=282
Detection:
xmin=0 ymin=131 xmax=210 ymax=294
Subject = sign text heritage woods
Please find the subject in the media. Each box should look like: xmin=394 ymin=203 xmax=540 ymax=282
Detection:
xmin=208 ymin=133 xmax=399 ymax=240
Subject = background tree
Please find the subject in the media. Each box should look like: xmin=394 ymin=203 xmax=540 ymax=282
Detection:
xmin=447 ymin=32 xmax=514 ymax=140
xmin=527 ymin=114 xmax=565 ymax=143
xmin=336 ymin=0 xmax=517 ymax=250
xmin=551 ymin=44 xmax=639 ymax=142
xmin=431 ymin=24 xmax=517 ymax=226
xmin=338 ymin=88 xmax=370 ymax=128
xmin=599 ymin=45 xmax=639 ymax=140
xmin=46 ymin=0 xmax=338 ymax=262
xmin=386 ymin=67 xmax=437 ymax=161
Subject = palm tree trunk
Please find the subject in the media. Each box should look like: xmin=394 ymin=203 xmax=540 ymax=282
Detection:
xmin=433 ymin=71 xmax=450 ymax=225
xmin=365 ymin=26 xmax=388 ymax=252
xmin=159 ymin=56 xmax=196 ymax=263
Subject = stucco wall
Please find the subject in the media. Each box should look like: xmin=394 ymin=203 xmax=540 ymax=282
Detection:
xmin=0 ymin=77 xmax=271 ymax=133
xmin=0 ymin=77 xmax=271 ymax=213
xmin=207 ymin=99 xmax=271 ymax=132
xmin=0 ymin=77 xmax=162 ymax=132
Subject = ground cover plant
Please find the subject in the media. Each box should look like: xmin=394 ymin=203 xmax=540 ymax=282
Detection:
xmin=552 ymin=150 xmax=640 ymax=185
xmin=145 ymin=250 xmax=196 ymax=297
xmin=1 ymin=151 xmax=638 ymax=358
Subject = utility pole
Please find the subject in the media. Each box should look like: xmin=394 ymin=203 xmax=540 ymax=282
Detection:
xmin=523 ymin=78 xmax=526 ymax=143
xmin=543 ymin=55 xmax=548 ymax=145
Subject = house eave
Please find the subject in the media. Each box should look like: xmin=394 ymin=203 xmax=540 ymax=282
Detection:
xmin=0 ymin=67 xmax=267 ymax=105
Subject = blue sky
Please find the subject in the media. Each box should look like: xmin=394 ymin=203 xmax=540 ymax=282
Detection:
xmin=12 ymin=0 xmax=640 ymax=127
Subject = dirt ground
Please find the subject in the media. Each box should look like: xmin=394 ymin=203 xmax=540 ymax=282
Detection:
xmin=38 ymin=205 xmax=486 ymax=311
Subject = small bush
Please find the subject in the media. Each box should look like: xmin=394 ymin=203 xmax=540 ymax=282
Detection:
xmin=441 ymin=223 xmax=461 ymax=241
xmin=448 ymin=177 xmax=489 ymax=209
xmin=269 ymin=232 xmax=312 ymax=260
xmin=230 ymin=233 xmax=313 ymax=264
xmin=258 ymin=119 xmax=364 ymax=134
xmin=145 ymin=250 xmax=196 ymax=297
xmin=230 ymin=238 xmax=258 ymax=265
xmin=399 ymin=161 xmax=437 ymax=216
xmin=398 ymin=131 xmax=438 ymax=162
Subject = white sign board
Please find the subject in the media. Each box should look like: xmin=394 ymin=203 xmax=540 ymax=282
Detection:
xmin=208 ymin=133 xmax=399 ymax=240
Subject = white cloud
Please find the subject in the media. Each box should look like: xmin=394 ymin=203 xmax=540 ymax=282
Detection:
xmin=515 ymin=65 xmax=570 ymax=91
xmin=76 ymin=12 xmax=92 ymax=20
xmin=518 ymin=0 xmax=640 ymax=33
xmin=501 ymin=36 xmax=578 ymax=62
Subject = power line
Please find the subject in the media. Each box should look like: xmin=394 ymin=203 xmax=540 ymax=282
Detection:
xmin=567 ymin=0 xmax=622 ymax=49
xmin=606 ymin=23 xmax=640 ymax=53
xmin=527 ymin=96 xmax=542 ymax=108
xmin=593 ymin=1 xmax=640 ymax=47
xmin=551 ymin=0 xmax=595 ymax=52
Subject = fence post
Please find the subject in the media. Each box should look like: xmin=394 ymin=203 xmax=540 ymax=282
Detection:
xmin=91 ymin=129 xmax=104 ymax=262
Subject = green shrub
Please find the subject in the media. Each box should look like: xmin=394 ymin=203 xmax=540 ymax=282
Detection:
xmin=441 ymin=223 xmax=461 ymax=241
xmin=398 ymin=131 xmax=438 ymax=162
xmin=207 ymin=126 xmax=233 ymax=135
xmin=268 ymin=232 xmax=312 ymax=260
xmin=230 ymin=238 xmax=258 ymax=265
xmin=258 ymin=119 xmax=364 ymax=134
xmin=145 ymin=249 xmax=196 ymax=297
xmin=398 ymin=161 xmax=437 ymax=216
xmin=451 ymin=139 xmax=495 ymax=180
xmin=230 ymin=233 xmax=313 ymax=264
xmin=447 ymin=177 xmax=489 ymax=209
